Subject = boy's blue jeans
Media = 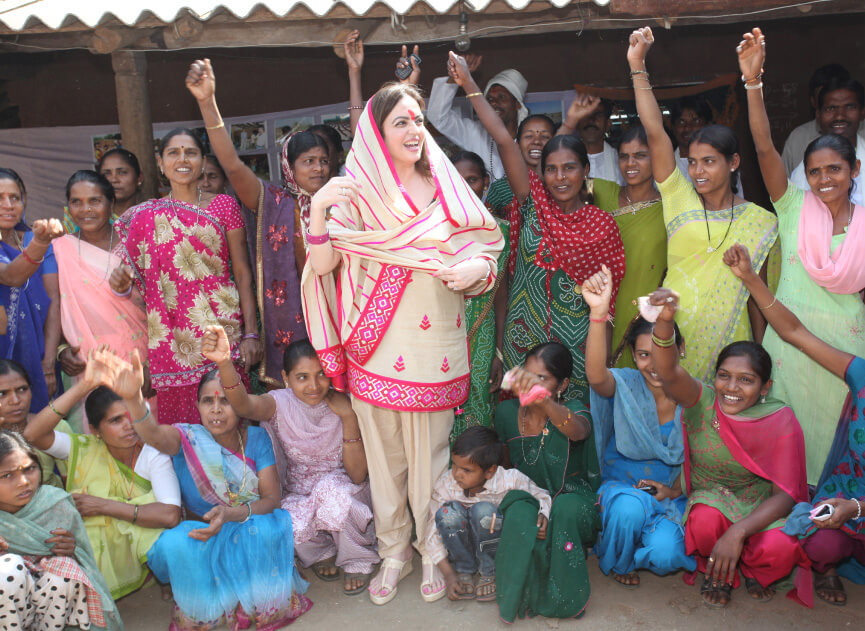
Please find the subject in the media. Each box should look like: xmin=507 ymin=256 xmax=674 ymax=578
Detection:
xmin=434 ymin=500 xmax=502 ymax=576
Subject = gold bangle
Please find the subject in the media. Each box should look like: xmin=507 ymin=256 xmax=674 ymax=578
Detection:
xmin=131 ymin=504 xmax=140 ymax=524
xmin=48 ymin=400 xmax=64 ymax=417
xmin=759 ymin=297 xmax=777 ymax=311
xmin=465 ymin=92 xmax=483 ymax=98
xmin=495 ymin=348 xmax=504 ymax=362
xmin=651 ymin=332 xmax=676 ymax=348
xmin=205 ymin=121 xmax=225 ymax=131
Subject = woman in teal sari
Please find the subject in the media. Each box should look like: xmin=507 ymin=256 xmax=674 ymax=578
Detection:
xmin=95 ymin=347 xmax=311 ymax=631
xmin=494 ymin=342 xmax=601 ymax=621
xmin=0 ymin=430 xmax=121 ymax=630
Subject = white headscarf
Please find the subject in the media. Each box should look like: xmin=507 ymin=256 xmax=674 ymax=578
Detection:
xmin=484 ymin=69 xmax=529 ymax=124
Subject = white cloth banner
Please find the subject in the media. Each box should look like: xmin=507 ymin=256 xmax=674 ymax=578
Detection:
xmin=0 ymin=90 xmax=575 ymax=223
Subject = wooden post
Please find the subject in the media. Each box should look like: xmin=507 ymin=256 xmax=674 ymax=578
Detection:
xmin=111 ymin=51 xmax=158 ymax=199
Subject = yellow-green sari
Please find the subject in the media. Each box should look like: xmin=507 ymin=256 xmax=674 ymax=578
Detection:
xmin=658 ymin=169 xmax=778 ymax=382
xmin=67 ymin=434 xmax=164 ymax=599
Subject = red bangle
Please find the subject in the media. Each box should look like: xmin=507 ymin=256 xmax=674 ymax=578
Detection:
xmin=589 ymin=315 xmax=608 ymax=323
xmin=20 ymin=248 xmax=43 ymax=265
xmin=306 ymin=229 xmax=330 ymax=245
xmin=221 ymin=379 xmax=243 ymax=391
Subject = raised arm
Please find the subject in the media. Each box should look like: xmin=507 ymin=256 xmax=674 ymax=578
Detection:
xmin=582 ymin=265 xmax=616 ymax=398
xmin=201 ymin=325 xmax=276 ymax=422
xmin=650 ymin=288 xmax=701 ymax=407
xmin=0 ymin=219 xmax=63 ymax=288
xmin=186 ymin=59 xmax=261 ymax=211
xmin=558 ymin=93 xmax=602 ymax=137
xmin=737 ymin=28 xmax=787 ymax=202
xmin=95 ymin=348 xmax=182 ymax=456
xmin=723 ymin=244 xmax=853 ymax=379
xmin=344 ymin=30 xmax=364 ymax=133
xmin=627 ymin=27 xmax=676 ymax=183
xmin=23 ymin=356 xmax=109 ymax=450
xmin=447 ymin=52 xmax=530 ymax=203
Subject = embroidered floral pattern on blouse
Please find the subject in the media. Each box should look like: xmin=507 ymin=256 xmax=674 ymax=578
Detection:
xmin=266 ymin=225 xmax=290 ymax=252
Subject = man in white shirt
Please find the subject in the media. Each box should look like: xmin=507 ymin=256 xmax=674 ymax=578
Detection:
xmin=781 ymin=63 xmax=865 ymax=175
xmin=427 ymin=56 xmax=528 ymax=180
xmin=558 ymin=93 xmax=624 ymax=185
xmin=790 ymin=78 xmax=865 ymax=206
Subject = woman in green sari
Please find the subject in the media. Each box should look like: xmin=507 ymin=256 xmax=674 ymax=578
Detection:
xmin=592 ymin=125 xmax=666 ymax=369
xmin=494 ymin=342 xmax=601 ymax=621
xmin=24 ymin=357 xmax=182 ymax=599
xmin=451 ymin=151 xmax=510 ymax=437
xmin=0 ymin=430 xmax=122 ymax=630
xmin=447 ymin=53 xmax=625 ymax=407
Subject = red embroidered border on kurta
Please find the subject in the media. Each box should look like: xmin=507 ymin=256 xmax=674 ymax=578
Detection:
xmin=347 ymin=361 xmax=469 ymax=412
xmin=343 ymin=265 xmax=412 ymax=365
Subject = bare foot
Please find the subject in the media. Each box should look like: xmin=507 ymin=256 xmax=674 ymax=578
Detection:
xmin=369 ymin=548 xmax=413 ymax=598
xmin=344 ymin=572 xmax=370 ymax=593
xmin=611 ymin=571 xmax=640 ymax=587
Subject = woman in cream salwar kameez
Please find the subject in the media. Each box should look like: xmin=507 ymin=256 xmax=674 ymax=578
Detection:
xmin=303 ymin=82 xmax=503 ymax=605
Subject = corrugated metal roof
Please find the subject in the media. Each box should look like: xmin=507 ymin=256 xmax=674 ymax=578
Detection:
xmin=0 ymin=0 xmax=576 ymax=31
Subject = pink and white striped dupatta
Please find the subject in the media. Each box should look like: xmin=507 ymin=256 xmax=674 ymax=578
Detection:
xmin=301 ymin=102 xmax=503 ymax=396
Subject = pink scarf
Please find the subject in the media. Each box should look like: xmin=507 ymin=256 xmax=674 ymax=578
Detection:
xmin=797 ymin=191 xmax=865 ymax=294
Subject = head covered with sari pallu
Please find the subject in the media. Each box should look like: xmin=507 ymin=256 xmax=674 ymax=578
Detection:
xmin=301 ymin=85 xmax=504 ymax=390
xmin=507 ymin=166 xmax=626 ymax=317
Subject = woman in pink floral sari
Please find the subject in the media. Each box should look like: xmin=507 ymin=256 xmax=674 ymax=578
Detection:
xmin=110 ymin=128 xmax=261 ymax=425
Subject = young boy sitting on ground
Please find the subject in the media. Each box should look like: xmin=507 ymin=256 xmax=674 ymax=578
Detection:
xmin=423 ymin=426 xmax=552 ymax=603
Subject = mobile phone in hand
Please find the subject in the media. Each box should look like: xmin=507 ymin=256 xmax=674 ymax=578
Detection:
xmin=395 ymin=54 xmax=422 ymax=80
xmin=637 ymin=485 xmax=658 ymax=495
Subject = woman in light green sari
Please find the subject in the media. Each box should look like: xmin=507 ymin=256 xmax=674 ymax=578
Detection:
xmin=592 ymin=125 xmax=666 ymax=369
xmin=24 ymin=361 xmax=181 ymax=599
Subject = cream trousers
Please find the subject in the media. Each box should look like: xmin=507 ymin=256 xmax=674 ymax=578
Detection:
xmin=352 ymin=398 xmax=453 ymax=559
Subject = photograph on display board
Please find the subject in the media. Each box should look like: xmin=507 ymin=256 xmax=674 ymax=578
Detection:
xmin=526 ymin=100 xmax=564 ymax=124
xmin=240 ymin=153 xmax=272 ymax=182
xmin=275 ymin=116 xmax=314 ymax=146
xmin=92 ymin=133 xmax=122 ymax=163
xmin=231 ymin=121 xmax=267 ymax=152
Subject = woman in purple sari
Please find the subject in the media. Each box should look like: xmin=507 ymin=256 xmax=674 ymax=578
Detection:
xmin=186 ymin=60 xmax=333 ymax=387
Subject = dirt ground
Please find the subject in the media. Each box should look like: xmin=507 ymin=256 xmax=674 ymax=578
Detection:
xmin=118 ymin=553 xmax=863 ymax=630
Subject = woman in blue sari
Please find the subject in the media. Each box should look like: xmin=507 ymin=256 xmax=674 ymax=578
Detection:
xmin=95 ymin=347 xmax=311 ymax=631
xmin=0 ymin=168 xmax=64 ymax=412
xmin=583 ymin=264 xmax=696 ymax=587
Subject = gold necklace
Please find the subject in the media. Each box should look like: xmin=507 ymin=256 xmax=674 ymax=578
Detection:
xmin=112 ymin=443 xmax=141 ymax=501
xmin=167 ymin=188 xmax=203 ymax=238
xmin=226 ymin=429 xmax=249 ymax=504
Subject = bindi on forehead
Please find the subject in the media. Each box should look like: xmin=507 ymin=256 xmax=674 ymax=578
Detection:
xmin=408 ymin=109 xmax=418 ymax=122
